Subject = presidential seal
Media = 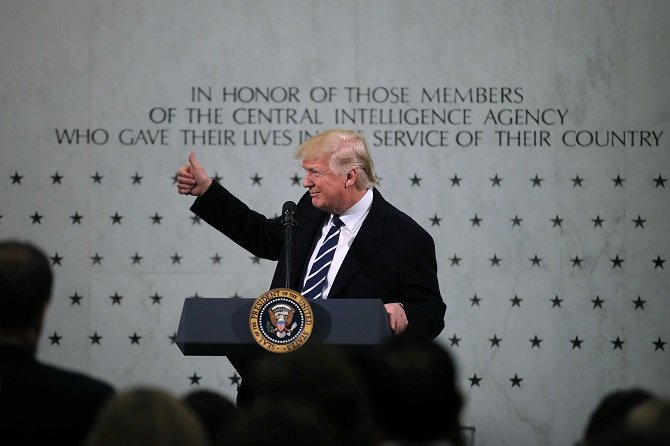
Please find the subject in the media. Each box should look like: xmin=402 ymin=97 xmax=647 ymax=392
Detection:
xmin=249 ymin=288 xmax=314 ymax=353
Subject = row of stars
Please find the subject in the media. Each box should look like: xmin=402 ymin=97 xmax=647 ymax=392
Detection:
xmin=446 ymin=334 xmax=666 ymax=352
xmin=45 ymin=330 xmax=666 ymax=352
xmin=43 ymin=250 xmax=667 ymax=270
xmin=3 ymin=210 xmax=655 ymax=231
xmin=59 ymin=291 xmax=662 ymax=311
xmin=7 ymin=171 xmax=669 ymax=189
xmin=42 ymin=330 xmax=666 ymax=389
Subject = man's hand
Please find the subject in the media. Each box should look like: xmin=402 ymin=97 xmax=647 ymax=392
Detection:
xmin=176 ymin=152 xmax=212 ymax=196
xmin=384 ymin=302 xmax=408 ymax=335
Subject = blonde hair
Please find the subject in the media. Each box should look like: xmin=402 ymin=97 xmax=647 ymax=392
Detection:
xmin=295 ymin=129 xmax=378 ymax=189
xmin=85 ymin=387 xmax=210 ymax=446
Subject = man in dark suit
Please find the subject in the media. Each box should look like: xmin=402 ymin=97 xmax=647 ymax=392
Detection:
xmin=177 ymin=129 xmax=446 ymax=402
xmin=0 ymin=240 xmax=115 ymax=446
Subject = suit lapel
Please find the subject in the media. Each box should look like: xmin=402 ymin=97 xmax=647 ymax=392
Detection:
xmin=289 ymin=195 xmax=328 ymax=290
xmin=328 ymin=188 xmax=385 ymax=297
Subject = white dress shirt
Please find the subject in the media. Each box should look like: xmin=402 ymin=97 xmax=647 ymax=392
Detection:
xmin=302 ymin=188 xmax=373 ymax=299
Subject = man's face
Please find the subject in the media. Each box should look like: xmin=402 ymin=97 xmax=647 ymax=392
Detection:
xmin=302 ymin=156 xmax=347 ymax=214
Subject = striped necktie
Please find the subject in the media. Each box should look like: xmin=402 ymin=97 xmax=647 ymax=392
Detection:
xmin=301 ymin=216 xmax=344 ymax=299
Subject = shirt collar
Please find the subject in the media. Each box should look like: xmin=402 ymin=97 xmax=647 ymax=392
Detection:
xmin=333 ymin=188 xmax=373 ymax=232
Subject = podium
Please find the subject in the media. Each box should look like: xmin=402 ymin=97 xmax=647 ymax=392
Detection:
xmin=176 ymin=297 xmax=392 ymax=357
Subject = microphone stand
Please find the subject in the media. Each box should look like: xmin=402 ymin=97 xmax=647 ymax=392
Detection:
xmin=281 ymin=203 xmax=297 ymax=289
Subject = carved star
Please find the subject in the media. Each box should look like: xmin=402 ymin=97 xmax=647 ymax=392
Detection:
xmin=469 ymin=294 xmax=481 ymax=307
xmin=571 ymin=336 xmax=584 ymax=349
xmin=50 ymin=253 xmax=63 ymax=266
xmin=551 ymin=214 xmax=563 ymax=228
xmin=70 ymin=212 xmax=83 ymax=225
xmin=550 ymin=295 xmax=563 ymax=308
xmin=49 ymin=332 xmax=62 ymax=345
xmin=11 ymin=172 xmax=23 ymax=184
xmin=632 ymin=215 xmax=646 ymax=228
xmin=190 ymin=215 xmax=202 ymax=225
xmin=251 ymin=256 xmax=261 ymax=265
xmin=591 ymin=215 xmax=605 ymax=227
xmin=171 ymin=252 xmax=182 ymax=265
xmin=110 ymin=212 xmax=123 ymax=225
xmin=109 ymin=292 xmax=123 ymax=305
xmin=211 ymin=253 xmax=222 ymax=265
xmin=490 ymin=173 xmax=503 ymax=187
xmin=169 ymin=333 xmax=177 ymax=344
xmin=530 ymin=174 xmax=543 ymax=187
xmin=230 ymin=292 xmax=243 ymax=299
xmin=510 ymin=295 xmax=523 ymax=307
xmin=653 ymin=174 xmax=667 ymax=188
xmin=489 ymin=335 xmax=502 ymax=347
xmin=612 ymin=174 xmax=625 ymax=187
xmin=171 ymin=173 xmax=178 ymax=185
xmin=229 ymin=372 xmax=241 ymax=387
xmin=50 ymin=171 xmax=63 ymax=184
xmin=470 ymin=214 xmax=482 ymax=227
xmin=30 ymin=212 xmax=44 ymax=224
xmin=150 ymin=292 xmax=163 ymax=305
xmin=129 ymin=332 xmax=142 ymax=345
xmin=448 ymin=334 xmax=461 ymax=347
xmin=131 ymin=172 xmax=143 ymax=185
xmin=189 ymin=373 xmax=202 ymax=385
xmin=130 ymin=252 xmax=143 ymax=265
xmin=150 ymin=213 xmax=163 ymax=225
xmin=290 ymin=173 xmax=302 ymax=185
xmin=250 ymin=173 xmax=263 ymax=186
xmin=429 ymin=214 xmax=442 ymax=226
xmin=511 ymin=214 xmax=523 ymax=227
xmin=591 ymin=295 xmax=604 ymax=309
xmin=489 ymin=254 xmax=502 ymax=267
xmin=449 ymin=174 xmax=462 ymax=187
xmin=571 ymin=175 xmax=584 ymax=187
xmin=212 ymin=173 xmax=223 ymax=183
xmin=529 ymin=254 xmax=542 ymax=267
xmin=510 ymin=374 xmax=523 ymax=387
xmin=610 ymin=255 xmax=624 ymax=269
xmin=89 ymin=332 xmax=103 ymax=345
xmin=652 ymin=255 xmax=665 ymax=269
xmin=409 ymin=174 xmax=422 ymax=187
xmin=90 ymin=171 xmax=103 ymax=184
xmin=69 ymin=292 xmax=83 ymax=305
xmin=633 ymin=296 xmax=646 ymax=310
xmin=653 ymin=337 xmax=666 ymax=351
xmin=91 ymin=253 xmax=103 ymax=265
xmin=469 ymin=374 xmax=482 ymax=387
xmin=529 ymin=335 xmax=543 ymax=348
xmin=449 ymin=254 xmax=462 ymax=266
xmin=189 ymin=292 xmax=202 ymax=299
xmin=571 ymin=255 xmax=583 ymax=268
xmin=611 ymin=337 xmax=624 ymax=350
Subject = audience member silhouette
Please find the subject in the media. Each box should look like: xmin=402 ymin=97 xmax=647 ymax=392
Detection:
xmin=249 ymin=342 xmax=377 ymax=445
xmin=360 ymin=333 xmax=465 ymax=446
xmin=221 ymin=398 xmax=344 ymax=446
xmin=588 ymin=397 xmax=670 ymax=446
xmin=85 ymin=386 xmax=210 ymax=446
xmin=182 ymin=388 xmax=236 ymax=444
xmin=580 ymin=387 xmax=655 ymax=446
xmin=0 ymin=239 xmax=115 ymax=446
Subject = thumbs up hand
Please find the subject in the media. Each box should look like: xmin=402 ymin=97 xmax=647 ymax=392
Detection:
xmin=176 ymin=151 xmax=213 ymax=196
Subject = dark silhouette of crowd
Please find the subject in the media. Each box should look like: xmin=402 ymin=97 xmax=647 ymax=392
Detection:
xmin=2 ymin=239 xmax=668 ymax=446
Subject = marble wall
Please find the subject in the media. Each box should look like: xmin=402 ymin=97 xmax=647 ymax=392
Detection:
xmin=1 ymin=1 xmax=668 ymax=444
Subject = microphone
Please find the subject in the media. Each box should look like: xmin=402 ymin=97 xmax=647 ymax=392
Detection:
xmin=282 ymin=201 xmax=297 ymax=228
xmin=281 ymin=201 xmax=297 ymax=288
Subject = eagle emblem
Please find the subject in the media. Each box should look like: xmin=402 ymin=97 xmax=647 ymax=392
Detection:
xmin=267 ymin=303 xmax=297 ymax=338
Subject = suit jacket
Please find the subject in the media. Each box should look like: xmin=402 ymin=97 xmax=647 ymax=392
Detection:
xmin=0 ymin=342 xmax=115 ymax=446
xmin=191 ymin=182 xmax=446 ymax=340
